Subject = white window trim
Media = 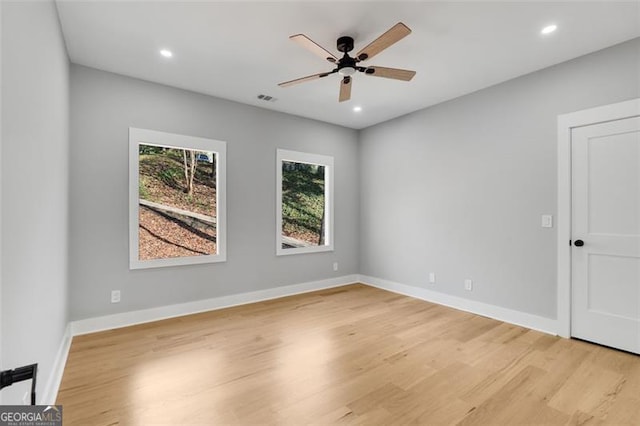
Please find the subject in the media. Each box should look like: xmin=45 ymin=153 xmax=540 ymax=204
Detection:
xmin=129 ymin=127 xmax=227 ymax=269
xmin=276 ymin=149 xmax=334 ymax=256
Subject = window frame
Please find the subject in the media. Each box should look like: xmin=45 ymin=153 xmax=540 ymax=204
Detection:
xmin=276 ymin=149 xmax=334 ymax=256
xmin=129 ymin=127 xmax=227 ymax=269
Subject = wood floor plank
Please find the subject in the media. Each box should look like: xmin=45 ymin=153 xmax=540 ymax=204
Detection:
xmin=57 ymin=284 xmax=640 ymax=425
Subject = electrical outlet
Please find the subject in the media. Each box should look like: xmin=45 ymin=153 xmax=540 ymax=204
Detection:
xmin=429 ymin=272 xmax=436 ymax=284
xmin=111 ymin=290 xmax=121 ymax=303
xmin=541 ymin=214 xmax=553 ymax=228
xmin=333 ymin=262 xmax=339 ymax=271
xmin=464 ymin=279 xmax=473 ymax=291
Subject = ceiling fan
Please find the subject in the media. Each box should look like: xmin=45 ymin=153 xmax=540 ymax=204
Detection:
xmin=278 ymin=22 xmax=416 ymax=102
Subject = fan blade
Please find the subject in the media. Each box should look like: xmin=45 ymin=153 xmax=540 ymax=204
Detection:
xmin=365 ymin=66 xmax=416 ymax=81
xmin=278 ymin=72 xmax=332 ymax=88
xmin=290 ymin=34 xmax=338 ymax=63
xmin=356 ymin=22 xmax=411 ymax=61
xmin=339 ymin=77 xmax=352 ymax=102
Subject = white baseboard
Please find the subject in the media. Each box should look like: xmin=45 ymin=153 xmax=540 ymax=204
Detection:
xmin=70 ymin=274 xmax=359 ymax=336
xmin=359 ymin=275 xmax=559 ymax=336
xmin=41 ymin=323 xmax=72 ymax=405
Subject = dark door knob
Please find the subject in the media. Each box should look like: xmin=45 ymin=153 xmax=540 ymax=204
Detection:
xmin=574 ymin=239 xmax=584 ymax=247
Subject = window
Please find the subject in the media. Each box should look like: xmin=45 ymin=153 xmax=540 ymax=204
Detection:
xmin=276 ymin=149 xmax=334 ymax=255
xmin=129 ymin=128 xmax=226 ymax=269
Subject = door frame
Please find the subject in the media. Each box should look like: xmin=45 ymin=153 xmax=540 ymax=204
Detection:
xmin=556 ymin=98 xmax=640 ymax=338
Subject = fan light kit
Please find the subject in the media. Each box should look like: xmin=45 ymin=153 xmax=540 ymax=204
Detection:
xmin=279 ymin=22 xmax=416 ymax=102
xmin=339 ymin=66 xmax=356 ymax=77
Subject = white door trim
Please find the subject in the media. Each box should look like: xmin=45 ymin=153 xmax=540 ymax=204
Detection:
xmin=556 ymin=98 xmax=640 ymax=338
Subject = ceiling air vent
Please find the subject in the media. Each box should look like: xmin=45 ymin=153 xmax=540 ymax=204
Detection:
xmin=257 ymin=94 xmax=277 ymax=102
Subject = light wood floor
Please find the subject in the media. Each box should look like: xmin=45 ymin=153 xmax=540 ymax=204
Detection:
xmin=57 ymin=284 xmax=640 ymax=425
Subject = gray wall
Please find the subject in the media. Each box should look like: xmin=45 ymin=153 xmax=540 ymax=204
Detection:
xmin=359 ymin=38 xmax=640 ymax=319
xmin=69 ymin=65 xmax=359 ymax=320
xmin=1 ymin=0 xmax=70 ymax=403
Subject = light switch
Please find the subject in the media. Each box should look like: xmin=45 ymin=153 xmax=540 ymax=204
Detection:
xmin=541 ymin=215 xmax=553 ymax=228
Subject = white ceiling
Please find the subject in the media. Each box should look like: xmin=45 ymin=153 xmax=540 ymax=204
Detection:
xmin=55 ymin=1 xmax=640 ymax=129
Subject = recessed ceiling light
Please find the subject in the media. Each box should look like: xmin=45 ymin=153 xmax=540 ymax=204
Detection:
xmin=353 ymin=106 xmax=362 ymax=112
xmin=541 ymin=24 xmax=557 ymax=35
xmin=160 ymin=49 xmax=173 ymax=58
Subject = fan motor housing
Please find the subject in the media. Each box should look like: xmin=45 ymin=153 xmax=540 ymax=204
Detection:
xmin=336 ymin=36 xmax=354 ymax=53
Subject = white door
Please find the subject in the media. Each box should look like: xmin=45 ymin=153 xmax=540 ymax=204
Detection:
xmin=571 ymin=116 xmax=640 ymax=354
